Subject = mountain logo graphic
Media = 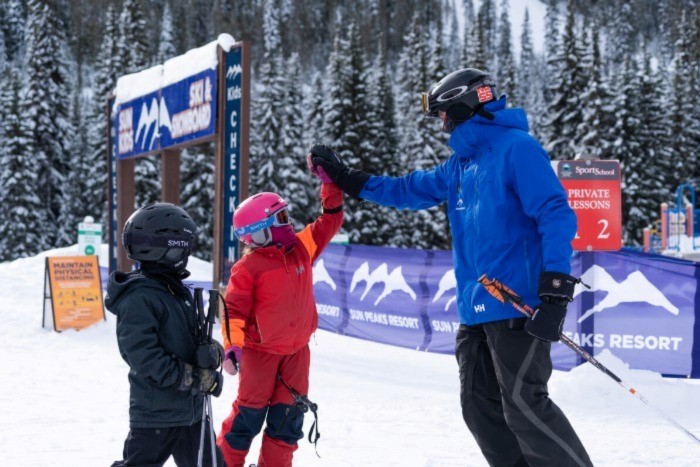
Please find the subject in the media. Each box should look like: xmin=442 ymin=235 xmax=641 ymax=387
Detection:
xmin=312 ymin=258 xmax=336 ymax=291
xmin=349 ymin=262 xmax=416 ymax=306
xmin=575 ymin=265 xmax=679 ymax=323
xmin=226 ymin=64 xmax=242 ymax=80
xmin=432 ymin=269 xmax=457 ymax=311
xmin=134 ymin=97 xmax=171 ymax=150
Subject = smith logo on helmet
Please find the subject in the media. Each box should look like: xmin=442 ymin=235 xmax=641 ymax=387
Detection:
xmin=168 ymin=239 xmax=190 ymax=247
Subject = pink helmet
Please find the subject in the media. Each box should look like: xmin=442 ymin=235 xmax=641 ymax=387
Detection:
xmin=233 ymin=192 xmax=290 ymax=247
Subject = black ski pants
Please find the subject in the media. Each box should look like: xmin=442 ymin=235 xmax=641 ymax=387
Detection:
xmin=111 ymin=418 xmax=224 ymax=467
xmin=456 ymin=318 xmax=593 ymax=467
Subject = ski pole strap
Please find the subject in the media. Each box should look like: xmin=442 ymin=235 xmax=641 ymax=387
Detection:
xmin=193 ymin=288 xmax=206 ymax=342
xmin=277 ymin=374 xmax=321 ymax=457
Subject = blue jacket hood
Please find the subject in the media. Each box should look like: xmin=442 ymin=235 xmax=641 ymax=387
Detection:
xmin=448 ymin=97 xmax=530 ymax=156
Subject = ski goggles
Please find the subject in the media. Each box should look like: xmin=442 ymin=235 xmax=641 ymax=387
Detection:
xmin=234 ymin=208 xmax=292 ymax=240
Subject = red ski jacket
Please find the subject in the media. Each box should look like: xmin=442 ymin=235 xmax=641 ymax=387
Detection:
xmin=222 ymin=183 xmax=343 ymax=355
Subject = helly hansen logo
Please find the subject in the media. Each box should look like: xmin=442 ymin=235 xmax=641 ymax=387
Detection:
xmin=474 ymin=303 xmax=486 ymax=313
xmin=296 ymin=265 xmax=305 ymax=275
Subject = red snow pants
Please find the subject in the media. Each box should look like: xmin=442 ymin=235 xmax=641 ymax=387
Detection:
xmin=217 ymin=345 xmax=310 ymax=467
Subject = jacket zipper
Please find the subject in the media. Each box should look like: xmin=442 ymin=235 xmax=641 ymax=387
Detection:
xmin=524 ymin=238 xmax=532 ymax=291
xmin=282 ymin=251 xmax=300 ymax=351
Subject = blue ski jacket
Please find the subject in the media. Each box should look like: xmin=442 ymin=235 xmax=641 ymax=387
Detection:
xmin=360 ymin=97 xmax=577 ymax=325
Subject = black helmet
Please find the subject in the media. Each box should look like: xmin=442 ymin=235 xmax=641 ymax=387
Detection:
xmin=421 ymin=68 xmax=497 ymax=132
xmin=122 ymin=203 xmax=197 ymax=269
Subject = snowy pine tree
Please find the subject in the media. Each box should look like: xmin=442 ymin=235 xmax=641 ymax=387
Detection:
xmin=545 ymin=0 xmax=586 ymax=160
xmin=624 ymin=48 xmax=673 ymax=244
xmin=0 ymin=69 xmax=46 ymax=260
xmin=363 ymin=45 xmax=403 ymax=245
xmin=460 ymin=0 xmax=475 ymax=67
xmin=518 ymin=8 xmax=546 ymax=137
xmin=22 ymin=0 xmax=74 ymax=247
xmin=543 ymin=0 xmax=561 ymax=106
xmin=61 ymin=73 xmax=93 ymax=235
xmin=86 ymin=5 xmax=119 ymax=227
xmin=116 ymin=0 xmax=159 ymax=208
xmin=669 ymin=11 xmax=699 ymax=186
xmin=397 ymin=15 xmax=450 ymax=249
xmin=157 ymin=2 xmax=177 ymax=64
xmin=0 ymin=0 xmax=26 ymax=64
xmin=496 ymin=0 xmax=516 ymax=105
xmin=611 ymin=54 xmax=642 ymax=243
xmin=249 ymin=0 xmax=286 ymax=197
xmin=578 ymin=26 xmax=615 ymax=160
xmin=279 ymin=53 xmax=313 ymax=229
xmin=181 ymin=145 xmax=214 ymax=261
xmin=117 ymin=0 xmax=149 ymax=73
xmin=476 ymin=0 xmax=497 ymax=72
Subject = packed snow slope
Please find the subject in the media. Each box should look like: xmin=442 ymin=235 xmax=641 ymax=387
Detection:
xmin=1 ymin=246 xmax=699 ymax=466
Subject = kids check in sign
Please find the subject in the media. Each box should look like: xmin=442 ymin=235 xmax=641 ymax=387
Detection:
xmin=557 ymin=160 xmax=622 ymax=251
xmin=43 ymin=256 xmax=105 ymax=331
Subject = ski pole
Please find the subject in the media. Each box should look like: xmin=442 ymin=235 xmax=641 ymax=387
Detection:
xmin=477 ymin=274 xmax=700 ymax=446
xmin=195 ymin=288 xmax=222 ymax=467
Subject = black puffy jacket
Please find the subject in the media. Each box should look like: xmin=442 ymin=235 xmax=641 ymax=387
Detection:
xmin=105 ymin=270 xmax=203 ymax=428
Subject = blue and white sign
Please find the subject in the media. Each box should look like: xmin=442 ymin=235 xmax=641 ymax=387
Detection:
xmin=114 ymin=68 xmax=218 ymax=159
xmin=313 ymin=244 xmax=700 ymax=377
xmin=220 ymin=47 xmax=243 ymax=285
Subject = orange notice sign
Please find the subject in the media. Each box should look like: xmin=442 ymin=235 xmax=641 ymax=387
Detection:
xmin=43 ymin=256 xmax=105 ymax=331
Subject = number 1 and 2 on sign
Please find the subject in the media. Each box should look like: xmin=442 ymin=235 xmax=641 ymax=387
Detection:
xmin=556 ymin=160 xmax=622 ymax=251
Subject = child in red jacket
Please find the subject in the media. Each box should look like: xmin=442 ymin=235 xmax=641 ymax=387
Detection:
xmin=216 ymin=169 xmax=342 ymax=467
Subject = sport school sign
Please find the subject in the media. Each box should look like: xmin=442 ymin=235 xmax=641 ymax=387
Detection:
xmin=43 ymin=256 xmax=105 ymax=332
xmin=313 ymin=245 xmax=700 ymax=378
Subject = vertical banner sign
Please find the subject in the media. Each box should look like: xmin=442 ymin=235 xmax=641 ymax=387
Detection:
xmin=557 ymin=160 xmax=622 ymax=251
xmin=221 ymin=47 xmax=243 ymax=285
xmin=43 ymin=256 xmax=105 ymax=332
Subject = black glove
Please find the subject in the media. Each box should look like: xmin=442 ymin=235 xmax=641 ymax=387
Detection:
xmin=525 ymin=271 xmax=578 ymax=342
xmin=176 ymin=362 xmax=223 ymax=397
xmin=309 ymin=144 xmax=370 ymax=198
xmin=195 ymin=341 xmax=224 ymax=370
xmin=193 ymin=367 xmax=223 ymax=397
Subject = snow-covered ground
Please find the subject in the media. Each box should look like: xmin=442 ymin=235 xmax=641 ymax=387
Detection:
xmin=1 ymin=246 xmax=699 ymax=466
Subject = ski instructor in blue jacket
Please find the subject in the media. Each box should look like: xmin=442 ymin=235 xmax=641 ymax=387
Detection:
xmin=308 ymin=68 xmax=593 ymax=467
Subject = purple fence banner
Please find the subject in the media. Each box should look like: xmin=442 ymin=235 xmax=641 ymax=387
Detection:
xmin=313 ymin=244 xmax=700 ymax=378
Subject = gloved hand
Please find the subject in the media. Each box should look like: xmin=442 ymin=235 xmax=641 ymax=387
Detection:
xmin=195 ymin=340 xmax=224 ymax=370
xmin=176 ymin=362 xmax=223 ymax=397
xmin=525 ymin=271 xmax=579 ymax=342
xmin=308 ymin=144 xmax=370 ymax=198
xmin=223 ymin=346 xmax=242 ymax=376
xmin=306 ymin=153 xmax=333 ymax=183
xmin=193 ymin=367 xmax=223 ymax=397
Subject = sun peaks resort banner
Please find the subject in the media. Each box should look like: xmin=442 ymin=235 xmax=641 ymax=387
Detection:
xmin=313 ymin=245 xmax=700 ymax=378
